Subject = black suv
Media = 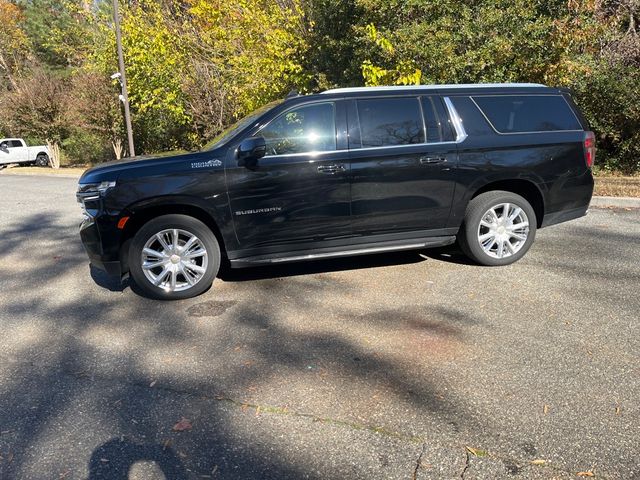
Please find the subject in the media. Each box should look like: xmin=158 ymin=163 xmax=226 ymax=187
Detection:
xmin=78 ymin=83 xmax=595 ymax=299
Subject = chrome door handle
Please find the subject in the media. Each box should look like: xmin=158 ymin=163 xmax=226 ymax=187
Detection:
xmin=420 ymin=156 xmax=447 ymax=165
xmin=317 ymin=164 xmax=346 ymax=174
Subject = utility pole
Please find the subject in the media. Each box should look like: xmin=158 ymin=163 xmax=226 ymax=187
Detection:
xmin=112 ymin=0 xmax=135 ymax=157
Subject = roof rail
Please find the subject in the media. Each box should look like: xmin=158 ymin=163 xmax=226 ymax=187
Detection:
xmin=321 ymin=83 xmax=547 ymax=94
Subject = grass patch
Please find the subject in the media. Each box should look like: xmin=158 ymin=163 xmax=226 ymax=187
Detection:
xmin=594 ymin=174 xmax=640 ymax=197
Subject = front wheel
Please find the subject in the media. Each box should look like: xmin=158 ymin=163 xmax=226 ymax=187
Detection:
xmin=128 ymin=214 xmax=220 ymax=300
xmin=457 ymin=191 xmax=537 ymax=266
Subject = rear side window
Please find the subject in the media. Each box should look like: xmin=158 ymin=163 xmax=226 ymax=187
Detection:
xmin=472 ymin=95 xmax=581 ymax=133
xmin=355 ymin=97 xmax=425 ymax=147
xmin=9 ymin=140 xmax=23 ymax=147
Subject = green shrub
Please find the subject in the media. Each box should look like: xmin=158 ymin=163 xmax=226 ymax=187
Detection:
xmin=61 ymin=129 xmax=111 ymax=166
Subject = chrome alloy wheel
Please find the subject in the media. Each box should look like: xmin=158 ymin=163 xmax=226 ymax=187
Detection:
xmin=477 ymin=203 xmax=530 ymax=259
xmin=140 ymin=228 xmax=209 ymax=292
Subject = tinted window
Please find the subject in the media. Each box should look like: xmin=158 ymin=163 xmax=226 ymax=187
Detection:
xmin=259 ymin=102 xmax=336 ymax=156
xmin=421 ymin=96 xmax=455 ymax=143
xmin=9 ymin=140 xmax=23 ymax=148
xmin=355 ymin=97 xmax=425 ymax=147
xmin=473 ymin=95 xmax=581 ymax=133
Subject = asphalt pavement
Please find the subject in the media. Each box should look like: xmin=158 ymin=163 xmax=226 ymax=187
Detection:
xmin=0 ymin=175 xmax=639 ymax=479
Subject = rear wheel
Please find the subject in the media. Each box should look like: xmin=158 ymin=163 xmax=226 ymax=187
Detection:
xmin=458 ymin=191 xmax=537 ymax=266
xmin=128 ymin=214 xmax=220 ymax=300
xmin=35 ymin=153 xmax=49 ymax=167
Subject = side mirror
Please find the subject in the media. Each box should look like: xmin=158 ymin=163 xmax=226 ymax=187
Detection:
xmin=237 ymin=136 xmax=266 ymax=167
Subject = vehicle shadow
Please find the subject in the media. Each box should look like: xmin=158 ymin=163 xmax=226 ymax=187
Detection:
xmin=219 ymin=249 xmax=432 ymax=282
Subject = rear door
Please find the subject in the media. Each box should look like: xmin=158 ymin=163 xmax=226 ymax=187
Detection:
xmin=348 ymin=95 xmax=458 ymax=235
xmin=226 ymin=100 xmax=351 ymax=250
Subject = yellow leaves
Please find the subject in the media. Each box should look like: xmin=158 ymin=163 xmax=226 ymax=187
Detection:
xmin=530 ymin=459 xmax=546 ymax=465
xmin=577 ymin=471 xmax=595 ymax=477
xmin=365 ymin=23 xmax=394 ymax=54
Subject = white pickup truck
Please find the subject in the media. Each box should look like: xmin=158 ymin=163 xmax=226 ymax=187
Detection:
xmin=0 ymin=138 xmax=50 ymax=167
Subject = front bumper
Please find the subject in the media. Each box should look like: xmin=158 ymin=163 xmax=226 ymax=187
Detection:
xmin=79 ymin=214 xmax=123 ymax=277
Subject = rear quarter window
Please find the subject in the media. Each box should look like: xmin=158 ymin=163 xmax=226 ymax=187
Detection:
xmin=472 ymin=95 xmax=582 ymax=133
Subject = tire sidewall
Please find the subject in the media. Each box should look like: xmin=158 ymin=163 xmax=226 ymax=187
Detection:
xmin=128 ymin=214 xmax=220 ymax=300
xmin=461 ymin=191 xmax=537 ymax=266
xmin=36 ymin=154 xmax=49 ymax=167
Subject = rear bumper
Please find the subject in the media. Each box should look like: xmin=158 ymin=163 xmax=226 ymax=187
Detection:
xmin=541 ymin=205 xmax=588 ymax=228
xmin=541 ymin=169 xmax=593 ymax=228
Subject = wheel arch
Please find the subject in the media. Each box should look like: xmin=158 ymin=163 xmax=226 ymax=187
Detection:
xmin=470 ymin=179 xmax=545 ymax=228
xmin=118 ymin=201 xmax=228 ymax=273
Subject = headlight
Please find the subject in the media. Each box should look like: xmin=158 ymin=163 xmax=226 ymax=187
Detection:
xmin=77 ymin=181 xmax=116 ymax=216
xmin=77 ymin=180 xmax=116 ymax=198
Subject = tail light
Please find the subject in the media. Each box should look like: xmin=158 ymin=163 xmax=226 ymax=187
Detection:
xmin=583 ymin=131 xmax=596 ymax=169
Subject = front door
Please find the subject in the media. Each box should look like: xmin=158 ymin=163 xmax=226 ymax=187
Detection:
xmin=0 ymin=140 xmax=26 ymax=164
xmin=226 ymin=101 xmax=351 ymax=251
xmin=347 ymin=95 xmax=458 ymax=236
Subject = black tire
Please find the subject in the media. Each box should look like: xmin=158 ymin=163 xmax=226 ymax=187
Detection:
xmin=128 ymin=214 xmax=221 ymax=300
xmin=35 ymin=153 xmax=49 ymax=167
xmin=457 ymin=190 xmax=537 ymax=266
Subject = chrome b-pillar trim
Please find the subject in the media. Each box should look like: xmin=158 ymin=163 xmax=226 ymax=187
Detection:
xmin=443 ymin=97 xmax=468 ymax=143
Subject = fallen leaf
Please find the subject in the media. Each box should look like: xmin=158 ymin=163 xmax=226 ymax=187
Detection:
xmin=465 ymin=446 xmax=487 ymax=457
xmin=543 ymin=404 xmax=549 ymax=415
xmin=178 ymin=450 xmax=188 ymax=459
xmin=100 ymin=458 xmax=109 ymax=463
xmin=162 ymin=438 xmax=171 ymax=451
xmin=530 ymin=459 xmax=546 ymax=465
xmin=577 ymin=471 xmax=595 ymax=477
xmin=149 ymin=380 xmax=157 ymax=388
xmin=172 ymin=417 xmax=192 ymax=432
xmin=615 ymin=406 xmax=621 ymax=415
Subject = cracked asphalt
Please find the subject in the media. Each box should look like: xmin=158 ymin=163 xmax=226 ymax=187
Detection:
xmin=0 ymin=174 xmax=639 ymax=479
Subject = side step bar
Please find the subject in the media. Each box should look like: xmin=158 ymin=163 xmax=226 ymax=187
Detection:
xmin=229 ymin=236 xmax=456 ymax=267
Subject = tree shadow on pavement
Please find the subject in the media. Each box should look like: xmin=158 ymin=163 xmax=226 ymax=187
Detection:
xmin=0 ymin=210 xmax=485 ymax=479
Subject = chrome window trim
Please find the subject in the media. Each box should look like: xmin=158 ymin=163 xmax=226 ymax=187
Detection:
xmin=353 ymin=141 xmax=459 ymax=153
xmin=469 ymin=94 xmax=583 ymax=136
xmin=257 ymin=149 xmax=349 ymax=160
xmin=443 ymin=97 xmax=468 ymax=143
xmin=253 ymin=95 xmax=466 ymax=160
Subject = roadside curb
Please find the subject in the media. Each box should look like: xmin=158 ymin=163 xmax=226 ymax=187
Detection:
xmin=590 ymin=196 xmax=640 ymax=208
xmin=0 ymin=172 xmax=81 ymax=179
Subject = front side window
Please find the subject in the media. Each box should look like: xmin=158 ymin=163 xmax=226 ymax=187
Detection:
xmin=473 ymin=95 xmax=582 ymax=133
xmin=259 ymin=102 xmax=336 ymax=156
xmin=355 ymin=97 xmax=425 ymax=148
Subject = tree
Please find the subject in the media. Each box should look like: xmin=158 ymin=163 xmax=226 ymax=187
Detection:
xmin=1 ymin=68 xmax=70 ymax=167
xmin=0 ymin=0 xmax=31 ymax=91
xmin=70 ymin=70 xmax=125 ymax=159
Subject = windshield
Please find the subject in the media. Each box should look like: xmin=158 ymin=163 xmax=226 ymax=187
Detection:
xmin=202 ymin=99 xmax=283 ymax=151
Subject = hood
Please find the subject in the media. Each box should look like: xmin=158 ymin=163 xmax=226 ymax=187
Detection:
xmin=79 ymin=149 xmax=225 ymax=184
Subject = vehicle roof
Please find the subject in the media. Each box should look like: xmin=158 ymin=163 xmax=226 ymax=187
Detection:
xmin=293 ymin=83 xmax=557 ymax=102
xmin=322 ymin=83 xmax=546 ymax=94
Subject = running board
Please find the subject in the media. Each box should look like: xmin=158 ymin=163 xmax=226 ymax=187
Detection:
xmin=229 ymin=236 xmax=456 ymax=267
